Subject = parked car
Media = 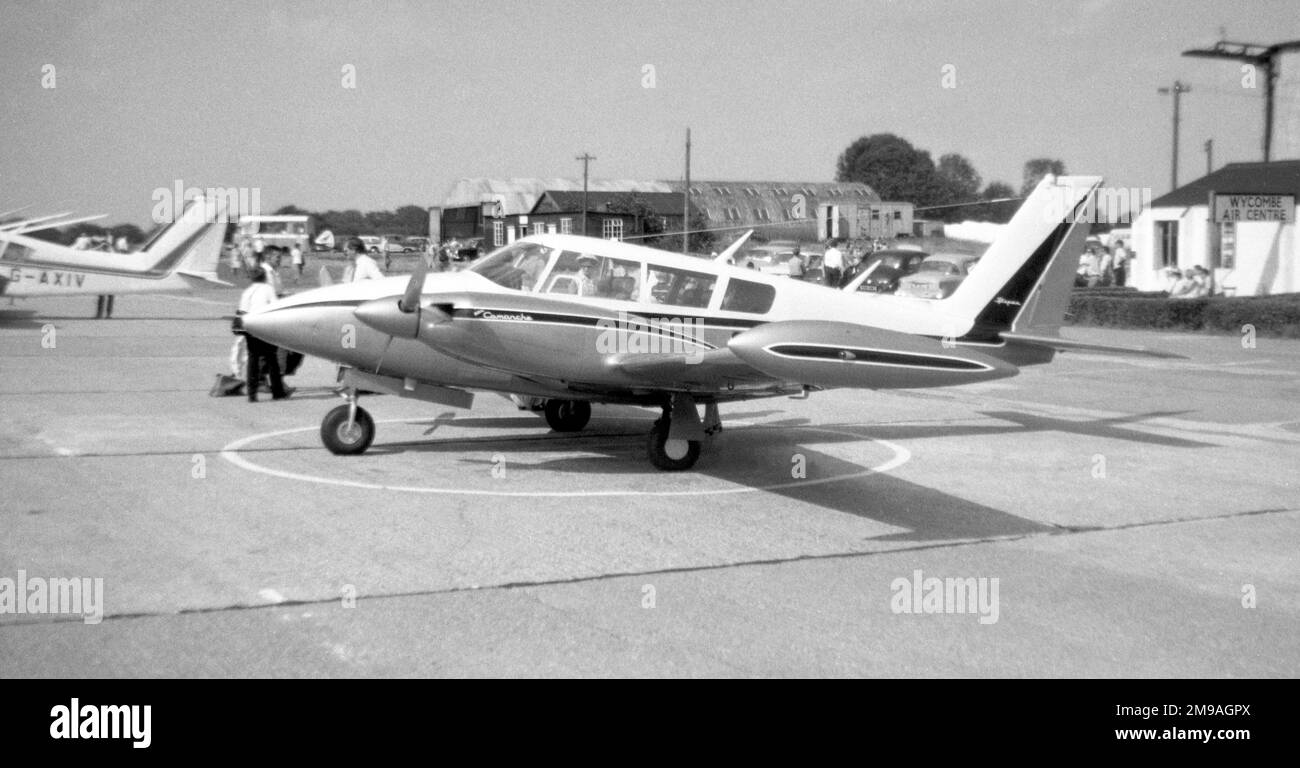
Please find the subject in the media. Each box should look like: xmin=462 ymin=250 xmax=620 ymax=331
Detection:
xmin=843 ymin=249 xmax=929 ymax=293
xmin=358 ymin=235 xmax=382 ymax=253
xmin=894 ymin=254 xmax=980 ymax=299
xmin=742 ymin=244 xmax=824 ymax=280
xmin=405 ymin=236 xmax=431 ymax=252
xmin=379 ymin=235 xmax=416 ymax=254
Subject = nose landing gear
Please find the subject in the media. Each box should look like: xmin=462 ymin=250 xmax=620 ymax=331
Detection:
xmin=321 ymin=388 xmax=375 ymax=455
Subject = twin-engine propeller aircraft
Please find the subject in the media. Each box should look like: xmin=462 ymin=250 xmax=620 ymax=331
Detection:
xmin=242 ymin=175 xmax=1170 ymax=471
xmin=0 ymin=196 xmax=231 ymax=307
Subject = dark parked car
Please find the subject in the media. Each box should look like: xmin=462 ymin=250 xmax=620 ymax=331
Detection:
xmin=843 ymin=249 xmax=929 ymax=293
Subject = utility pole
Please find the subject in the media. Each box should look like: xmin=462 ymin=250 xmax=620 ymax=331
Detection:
xmin=1158 ymin=81 xmax=1190 ymax=190
xmin=1183 ymin=39 xmax=1300 ymax=162
xmin=1204 ymin=138 xmax=1214 ymax=175
xmin=576 ymin=152 xmax=595 ymax=236
xmin=683 ymin=128 xmax=691 ymax=254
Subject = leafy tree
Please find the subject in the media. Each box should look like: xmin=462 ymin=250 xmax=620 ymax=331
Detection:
xmin=836 ymin=134 xmax=945 ymax=207
xmin=973 ymin=181 xmax=1019 ymax=223
xmin=1021 ymin=158 xmax=1067 ymax=197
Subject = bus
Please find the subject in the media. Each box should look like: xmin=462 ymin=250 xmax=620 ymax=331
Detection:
xmin=235 ymin=215 xmax=313 ymax=254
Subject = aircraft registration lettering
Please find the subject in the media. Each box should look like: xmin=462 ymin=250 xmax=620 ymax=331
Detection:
xmin=33 ymin=270 xmax=87 ymax=288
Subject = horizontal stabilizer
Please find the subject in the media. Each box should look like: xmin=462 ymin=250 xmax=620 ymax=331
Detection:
xmin=1001 ymin=332 xmax=1185 ymax=359
xmin=178 ymin=270 xmax=234 ymax=287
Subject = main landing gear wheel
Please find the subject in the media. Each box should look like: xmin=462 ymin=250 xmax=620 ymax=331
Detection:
xmin=647 ymin=418 xmax=701 ymax=471
xmin=544 ymin=399 xmax=591 ymax=432
xmin=321 ymin=404 xmax=375 ymax=455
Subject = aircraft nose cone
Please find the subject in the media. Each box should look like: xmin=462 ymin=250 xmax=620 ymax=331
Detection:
xmin=354 ymin=297 xmax=420 ymax=339
xmin=240 ymin=309 xmax=290 ymax=347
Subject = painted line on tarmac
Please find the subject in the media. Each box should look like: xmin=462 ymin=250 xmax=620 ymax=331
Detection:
xmin=220 ymin=418 xmax=911 ymax=497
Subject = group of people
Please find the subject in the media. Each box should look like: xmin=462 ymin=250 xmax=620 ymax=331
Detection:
xmin=226 ymin=237 xmax=308 ymax=282
xmin=71 ymin=232 xmax=131 ymax=318
xmin=232 ymin=237 xmax=385 ymax=403
xmin=1166 ymin=265 xmax=1215 ymax=299
xmin=768 ymin=238 xmax=883 ymax=287
xmin=1077 ymin=239 xmax=1130 ymax=288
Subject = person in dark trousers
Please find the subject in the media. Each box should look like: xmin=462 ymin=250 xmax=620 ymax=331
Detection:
xmin=238 ymin=269 xmax=289 ymax=402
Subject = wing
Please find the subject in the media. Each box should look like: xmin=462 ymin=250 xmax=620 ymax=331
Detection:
xmin=604 ymin=347 xmax=785 ymax=391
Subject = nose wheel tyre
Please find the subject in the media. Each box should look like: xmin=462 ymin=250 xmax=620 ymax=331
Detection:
xmin=321 ymin=404 xmax=375 ymax=455
xmin=647 ymin=419 xmax=701 ymax=471
xmin=544 ymin=399 xmax=591 ymax=432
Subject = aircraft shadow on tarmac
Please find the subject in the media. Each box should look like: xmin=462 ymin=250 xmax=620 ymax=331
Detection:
xmin=0 ymin=309 xmax=221 ymax=325
xmin=359 ymin=412 xmax=1115 ymax=543
xmin=350 ymin=406 xmax=1218 ymax=542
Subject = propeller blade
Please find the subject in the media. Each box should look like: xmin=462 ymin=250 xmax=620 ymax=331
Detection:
xmin=398 ymin=256 xmax=428 ymax=314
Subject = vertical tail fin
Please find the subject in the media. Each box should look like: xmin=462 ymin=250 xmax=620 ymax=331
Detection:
xmin=136 ymin=195 xmax=229 ymax=279
xmin=946 ymin=175 xmax=1101 ymax=339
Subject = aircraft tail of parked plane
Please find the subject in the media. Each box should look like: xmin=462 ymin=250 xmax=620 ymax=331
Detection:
xmin=0 ymin=194 xmax=231 ymax=300
xmin=936 ymin=175 xmax=1178 ymax=358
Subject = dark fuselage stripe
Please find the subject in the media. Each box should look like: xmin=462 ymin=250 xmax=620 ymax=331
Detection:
xmin=766 ymin=344 xmax=990 ymax=371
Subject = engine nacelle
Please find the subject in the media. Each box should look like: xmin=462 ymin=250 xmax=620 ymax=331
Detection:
xmin=728 ymin=320 xmax=1017 ymax=389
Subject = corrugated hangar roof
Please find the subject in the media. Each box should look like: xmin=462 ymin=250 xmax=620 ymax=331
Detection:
xmin=442 ymin=178 xmax=673 ymax=215
xmin=532 ymin=191 xmax=688 ymax=217
xmin=442 ymin=178 xmax=882 ymax=231
xmin=1151 ymin=160 xmax=1300 ymax=207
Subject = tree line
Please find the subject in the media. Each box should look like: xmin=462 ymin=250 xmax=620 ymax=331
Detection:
xmin=835 ymin=133 xmax=1066 ymax=223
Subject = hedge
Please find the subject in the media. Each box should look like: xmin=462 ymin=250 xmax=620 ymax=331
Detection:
xmin=1066 ymin=291 xmax=1300 ymax=338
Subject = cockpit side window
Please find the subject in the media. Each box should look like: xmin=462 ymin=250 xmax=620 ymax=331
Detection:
xmin=470 ymin=241 xmax=555 ymax=291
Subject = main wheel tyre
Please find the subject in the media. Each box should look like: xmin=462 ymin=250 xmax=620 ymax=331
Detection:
xmin=647 ymin=420 xmax=701 ymax=471
xmin=544 ymin=399 xmax=591 ymax=432
xmin=321 ymin=404 xmax=375 ymax=455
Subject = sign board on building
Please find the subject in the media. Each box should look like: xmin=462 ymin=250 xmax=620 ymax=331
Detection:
xmin=1212 ymin=193 xmax=1295 ymax=223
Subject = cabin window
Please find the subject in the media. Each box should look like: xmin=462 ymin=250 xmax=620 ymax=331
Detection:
xmin=0 ymin=240 xmax=33 ymax=262
xmin=646 ymin=266 xmax=715 ymax=309
xmin=602 ymin=219 xmax=624 ymax=241
xmin=559 ymin=218 xmax=572 ymax=234
xmin=719 ymin=278 xmax=775 ymax=314
xmin=542 ymin=251 xmax=640 ymax=299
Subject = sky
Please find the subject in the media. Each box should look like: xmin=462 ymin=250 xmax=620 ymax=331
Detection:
xmin=2 ymin=0 xmax=1299 ymax=226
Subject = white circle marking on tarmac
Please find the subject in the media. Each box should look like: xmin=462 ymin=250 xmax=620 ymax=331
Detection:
xmin=220 ymin=418 xmax=911 ymax=497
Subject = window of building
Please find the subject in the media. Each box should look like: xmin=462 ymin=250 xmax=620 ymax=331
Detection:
xmin=1215 ymin=222 xmax=1235 ymax=270
xmin=492 ymin=220 xmax=505 ymax=247
xmin=646 ymin=265 xmax=716 ymax=308
xmin=602 ymin=218 xmax=624 ymax=240
xmin=532 ymin=222 xmax=545 ymax=236
xmin=560 ymin=218 xmax=572 ymax=234
xmin=1156 ymin=220 xmax=1179 ymax=268
xmin=719 ymin=278 xmax=775 ymax=314
xmin=893 ymin=210 xmax=902 ymax=221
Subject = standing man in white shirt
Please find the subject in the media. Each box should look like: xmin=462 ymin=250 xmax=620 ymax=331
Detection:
xmin=238 ymin=269 xmax=289 ymax=402
xmin=290 ymin=242 xmax=305 ymax=280
xmin=822 ymin=239 xmax=844 ymax=287
xmin=347 ymin=237 xmax=384 ymax=282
